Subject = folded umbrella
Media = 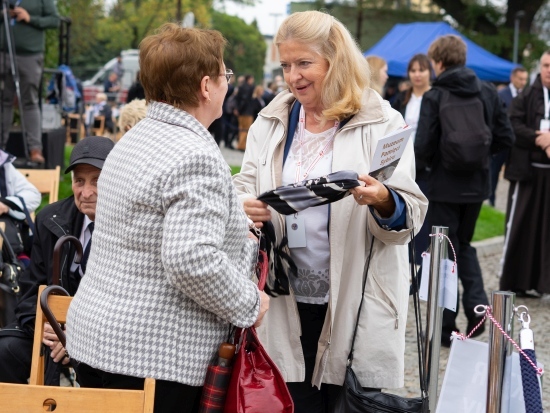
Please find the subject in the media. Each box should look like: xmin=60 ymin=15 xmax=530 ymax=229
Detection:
xmin=257 ymin=170 xmax=361 ymax=215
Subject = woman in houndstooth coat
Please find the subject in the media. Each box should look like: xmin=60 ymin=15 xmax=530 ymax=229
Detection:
xmin=66 ymin=24 xmax=269 ymax=413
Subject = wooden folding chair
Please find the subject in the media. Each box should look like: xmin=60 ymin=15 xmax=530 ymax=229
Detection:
xmin=92 ymin=115 xmax=106 ymax=136
xmin=18 ymin=166 xmax=61 ymax=205
xmin=66 ymin=113 xmax=86 ymax=144
xmin=0 ymin=285 xmax=156 ymax=412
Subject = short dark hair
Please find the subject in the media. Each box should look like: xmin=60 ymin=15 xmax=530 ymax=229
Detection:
xmin=139 ymin=23 xmax=227 ymax=109
xmin=511 ymin=67 xmax=527 ymax=76
xmin=428 ymin=35 xmax=467 ymax=68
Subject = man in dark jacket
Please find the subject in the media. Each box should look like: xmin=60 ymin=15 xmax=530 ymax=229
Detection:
xmin=235 ymin=74 xmax=255 ymax=150
xmin=415 ymin=35 xmax=514 ymax=347
xmin=0 ymin=136 xmax=114 ymax=384
xmin=500 ymin=52 xmax=550 ymax=298
xmin=489 ymin=67 xmax=529 ymax=206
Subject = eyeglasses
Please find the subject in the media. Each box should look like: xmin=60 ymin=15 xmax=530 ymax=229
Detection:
xmin=220 ymin=69 xmax=233 ymax=82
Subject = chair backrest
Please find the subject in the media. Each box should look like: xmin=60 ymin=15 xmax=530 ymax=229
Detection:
xmin=66 ymin=113 xmax=85 ymax=143
xmin=92 ymin=115 xmax=105 ymax=136
xmin=0 ymin=285 xmax=156 ymax=413
xmin=18 ymin=166 xmax=61 ymax=205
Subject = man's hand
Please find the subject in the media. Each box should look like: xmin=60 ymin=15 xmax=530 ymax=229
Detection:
xmin=11 ymin=7 xmax=30 ymax=23
xmin=43 ymin=323 xmax=70 ymax=364
xmin=42 ymin=322 xmax=60 ymax=349
xmin=253 ymin=291 xmax=270 ymax=328
xmin=535 ymin=130 xmax=550 ymax=150
xmin=349 ymin=174 xmax=396 ymax=218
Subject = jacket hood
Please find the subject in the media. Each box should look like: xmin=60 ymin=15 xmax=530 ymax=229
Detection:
xmin=434 ymin=65 xmax=482 ymax=97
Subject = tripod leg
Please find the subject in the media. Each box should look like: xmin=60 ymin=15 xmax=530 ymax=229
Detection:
xmin=0 ymin=52 xmax=15 ymax=150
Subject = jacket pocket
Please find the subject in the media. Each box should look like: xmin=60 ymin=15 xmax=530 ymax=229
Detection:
xmin=366 ymin=273 xmax=400 ymax=329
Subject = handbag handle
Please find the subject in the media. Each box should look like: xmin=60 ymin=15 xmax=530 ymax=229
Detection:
xmin=348 ymin=234 xmax=428 ymax=397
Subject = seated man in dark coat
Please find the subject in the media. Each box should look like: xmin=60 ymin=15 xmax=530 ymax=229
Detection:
xmin=0 ymin=136 xmax=114 ymax=385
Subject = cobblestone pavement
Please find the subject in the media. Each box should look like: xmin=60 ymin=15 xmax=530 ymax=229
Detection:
xmin=394 ymin=251 xmax=548 ymax=410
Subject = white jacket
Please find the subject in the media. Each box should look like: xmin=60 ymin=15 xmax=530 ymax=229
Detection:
xmin=0 ymin=150 xmax=41 ymax=219
xmin=233 ymin=90 xmax=428 ymax=389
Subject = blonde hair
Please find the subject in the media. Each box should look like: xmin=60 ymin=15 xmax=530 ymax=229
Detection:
xmin=95 ymin=92 xmax=107 ymax=102
xmin=365 ymin=55 xmax=387 ymax=95
xmin=118 ymin=99 xmax=147 ymax=137
xmin=274 ymin=11 xmax=370 ymax=122
xmin=252 ymin=85 xmax=264 ymax=99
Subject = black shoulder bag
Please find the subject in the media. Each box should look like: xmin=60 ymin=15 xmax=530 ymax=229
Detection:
xmin=333 ymin=235 xmax=429 ymax=413
xmin=0 ymin=226 xmax=24 ymax=327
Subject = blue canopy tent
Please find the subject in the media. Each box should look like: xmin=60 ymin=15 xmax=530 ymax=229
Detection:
xmin=364 ymin=22 xmax=516 ymax=82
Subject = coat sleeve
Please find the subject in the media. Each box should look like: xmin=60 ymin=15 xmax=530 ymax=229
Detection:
xmin=369 ymin=107 xmax=428 ymax=245
xmin=7 ymin=164 xmax=42 ymax=212
xmin=14 ymin=212 xmax=49 ymax=328
xmin=414 ymin=89 xmax=441 ymax=170
xmin=509 ymin=90 xmax=538 ymax=151
xmin=161 ymin=152 xmax=260 ymax=328
xmin=28 ymin=0 xmax=59 ymax=30
xmin=232 ymin=118 xmax=265 ymax=200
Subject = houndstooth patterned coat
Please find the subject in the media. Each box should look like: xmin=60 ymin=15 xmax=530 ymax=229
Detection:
xmin=66 ymin=102 xmax=260 ymax=386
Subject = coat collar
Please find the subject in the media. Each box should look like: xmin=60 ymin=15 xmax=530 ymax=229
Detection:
xmin=259 ymin=89 xmax=388 ymax=129
xmin=147 ymin=101 xmax=213 ymax=143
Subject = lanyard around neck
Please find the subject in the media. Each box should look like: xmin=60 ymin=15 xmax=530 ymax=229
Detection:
xmin=544 ymin=87 xmax=549 ymax=120
xmin=295 ymin=105 xmax=339 ymax=183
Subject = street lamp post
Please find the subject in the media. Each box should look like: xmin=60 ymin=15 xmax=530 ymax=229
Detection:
xmin=513 ymin=10 xmax=525 ymax=64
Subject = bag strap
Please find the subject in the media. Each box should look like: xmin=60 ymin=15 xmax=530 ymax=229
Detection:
xmin=348 ymin=234 xmax=427 ymax=398
xmin=0 ymin=196 xmax=36 ymax=236
xmin=16 ymin=196 xmax=36 ymax=237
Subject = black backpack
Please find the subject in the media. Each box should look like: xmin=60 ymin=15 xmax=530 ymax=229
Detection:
xmin=438 ymin=89 xmax=492 ymax=172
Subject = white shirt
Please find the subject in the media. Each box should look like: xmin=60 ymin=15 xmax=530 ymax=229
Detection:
xmin=69 ymin=215 xmax=93 ymax=276
xmin=282 ymin=125 xmax=336 ymax=304
xmin=404 ymin=93 xmax=423 ymax=143
xmin=509 ymin=83 xmax=519 ymax=98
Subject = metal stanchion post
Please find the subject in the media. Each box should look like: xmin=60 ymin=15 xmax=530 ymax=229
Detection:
xmin=424 ymin=226 xmax=448 ymax=412
xmin=486 ymin=291 xmax=515 ymax=413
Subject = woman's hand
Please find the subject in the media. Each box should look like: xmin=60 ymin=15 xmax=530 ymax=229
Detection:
xmin=349 ymin=174 xmax=396 ymax=218
xmin=0 ymin=202 xmax=9 ymax=215
xmin=253 ymin=291 xmax=270 ymax=328
xmin=243 ymin=198 xmax=271 ymax=228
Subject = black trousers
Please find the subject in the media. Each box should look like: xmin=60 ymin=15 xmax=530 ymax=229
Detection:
xmin=427 ymin=201 xmax=489 ymax=333
xmin=74 ymin=362 xmax=202 ymax=413
xmin=286 ymin=303 xmax=380 ymax=413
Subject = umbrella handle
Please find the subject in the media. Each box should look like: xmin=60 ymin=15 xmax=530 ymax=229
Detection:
xmin=40 ymin=285 xmax=70 ymax=347
xmin=52 ymin=235 xmax=83 ymax=286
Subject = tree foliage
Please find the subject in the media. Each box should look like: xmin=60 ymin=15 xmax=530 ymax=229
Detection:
xmin=44 ymin=0 xmax=262 ymax=80
xmin=211 ymin=11 xmax=266 ymax=81
xmin=430 ymin=0 xmax=548 ymax=67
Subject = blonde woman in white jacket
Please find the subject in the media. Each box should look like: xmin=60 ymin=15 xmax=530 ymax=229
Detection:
xmin=233 ymin=11 xmax=428 ymax=412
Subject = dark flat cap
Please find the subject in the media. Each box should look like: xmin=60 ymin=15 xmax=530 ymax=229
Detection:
xmin=65 ymin=136 xmax=115 ymax=173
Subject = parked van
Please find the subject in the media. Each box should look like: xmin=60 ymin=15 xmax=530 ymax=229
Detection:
xmin=82 ymin=49 xmax=140 ymax=104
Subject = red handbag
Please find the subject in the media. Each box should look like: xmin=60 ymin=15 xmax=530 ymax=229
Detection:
xmin=223 ymin=248 xmax=294 ymax=413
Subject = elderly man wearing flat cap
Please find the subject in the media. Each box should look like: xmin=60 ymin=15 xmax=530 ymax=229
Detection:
xmin=0 ymin=136 xmax=114 ymax=385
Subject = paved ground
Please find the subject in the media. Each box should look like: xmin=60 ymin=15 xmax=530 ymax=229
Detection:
xmin=221 ymin=148 xmax=547 ymax=409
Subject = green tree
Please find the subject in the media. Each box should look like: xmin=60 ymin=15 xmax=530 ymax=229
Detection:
xmin=429 ymin=0 xmax=548 ymax=67
xmin=211 ymin=11 xmax=266 ymax=81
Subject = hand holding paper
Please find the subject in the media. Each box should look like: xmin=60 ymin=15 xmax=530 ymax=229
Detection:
xmin=350 ymin=175 xmax=395 ymax=217
xmin=369 ymin=125 xmax=415 ymax=183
